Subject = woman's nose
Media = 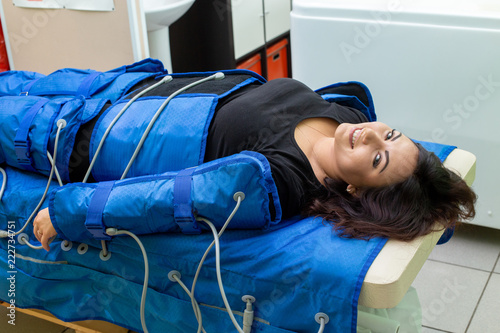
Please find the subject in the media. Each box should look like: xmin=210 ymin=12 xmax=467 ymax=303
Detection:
xmin=362 ymin=128 xmax=382 ymax=145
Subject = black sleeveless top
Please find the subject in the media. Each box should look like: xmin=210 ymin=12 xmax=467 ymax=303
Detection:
xmin=205 ymin=78 xmax=368 ymax=218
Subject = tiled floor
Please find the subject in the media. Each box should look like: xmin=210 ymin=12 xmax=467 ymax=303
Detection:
xmin=1 ymin=224 xmax=499 ymax=333
xmin=413 ymin=223 xmax=500 ymax=333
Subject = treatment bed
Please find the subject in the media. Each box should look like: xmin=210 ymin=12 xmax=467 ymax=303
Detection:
xmin=0 ymin=60 xmax=476 ymax=332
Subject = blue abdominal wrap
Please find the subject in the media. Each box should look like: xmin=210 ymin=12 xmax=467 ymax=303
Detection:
xmin=90 ymin=94 xmax=218 ymax=180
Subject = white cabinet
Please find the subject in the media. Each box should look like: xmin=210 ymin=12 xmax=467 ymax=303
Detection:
xmin=231 ymin=0 xmax=265 ymax=59
xmin=232 ymin=0 xmax=291 ymax=59
xmin=170 ymin=0 xmax=291 ymax=78
xmin=264 ymin=0 xmax=291 ymax=42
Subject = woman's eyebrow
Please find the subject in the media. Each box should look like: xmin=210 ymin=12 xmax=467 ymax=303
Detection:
xmin=380 ymin=150 xmax=389 ymax=173
xmin=380 ymin=131 xmax=401 ymax=173
xmin=391 ymin=132 xmax=402 ymax=141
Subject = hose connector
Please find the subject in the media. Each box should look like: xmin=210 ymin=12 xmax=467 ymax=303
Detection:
xmin=106 ymin=228 xmax=119 ymax=236
xmin=242 ymin=295 xmax=255 ymax=333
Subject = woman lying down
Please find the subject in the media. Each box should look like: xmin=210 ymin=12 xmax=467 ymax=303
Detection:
xmin=27 ymin=75 xmax=476 ymax=251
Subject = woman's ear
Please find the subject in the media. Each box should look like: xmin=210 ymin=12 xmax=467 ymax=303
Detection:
xmin=346 ymin=184 xmax=359 ymax=197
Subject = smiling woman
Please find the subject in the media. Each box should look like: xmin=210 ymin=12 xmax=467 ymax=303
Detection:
xmin=291 ymin=108 xmax=475 ymax=241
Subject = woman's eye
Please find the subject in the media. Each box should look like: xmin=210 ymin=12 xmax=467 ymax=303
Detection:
xmin=373 ymin=153 xmax=381 ymax=167
xmin=386 ymin=129 xmax=395 ymax=140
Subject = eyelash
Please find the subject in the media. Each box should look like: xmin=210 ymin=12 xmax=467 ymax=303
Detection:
xmin=373 ymin=129 xmax=396 ymax=167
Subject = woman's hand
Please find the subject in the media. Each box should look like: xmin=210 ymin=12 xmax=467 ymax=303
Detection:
xmin=33 ymin=208 xmax=57 ymax=251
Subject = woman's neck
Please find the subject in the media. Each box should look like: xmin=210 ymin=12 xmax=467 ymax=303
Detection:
xmin=294 ymin=117 xmax=340 ymax=185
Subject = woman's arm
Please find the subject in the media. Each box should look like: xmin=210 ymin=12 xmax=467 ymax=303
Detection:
xmin=46 ymin=152 xmax=280 ymax=245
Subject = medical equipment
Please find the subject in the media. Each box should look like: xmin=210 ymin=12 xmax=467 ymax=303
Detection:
xmin=0 ymin=159 xmax=388 ymax=332
xmin=0 ymin=64 xmax=271 ymax=330
xmin=0 ymin=119 xmax=66 ymax=241
xmin=88 ymin=71 xmax=266 ymax=181
xmin=0 ymin=136 xmax=474 ymax=333
xmin=0 ymin=58 xmax=166 ymax=182
xmin=83 ymin=74 xmax=173 ymax=183
xmin=0 ymin=59 xmax=477 ymax=332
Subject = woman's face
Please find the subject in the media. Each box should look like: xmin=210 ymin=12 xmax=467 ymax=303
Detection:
xmin=326 ymin=121 xmax=419 ymax=188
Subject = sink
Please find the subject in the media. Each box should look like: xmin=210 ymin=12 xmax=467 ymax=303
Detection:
xmin=143 ymin=0 xmax=195 ymax=72
xmin=143 ymin=0 xmax=196 ymax=31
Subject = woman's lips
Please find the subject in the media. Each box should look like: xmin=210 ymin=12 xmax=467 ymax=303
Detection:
xmin=350 ymin=128 xmax=363 ymax=149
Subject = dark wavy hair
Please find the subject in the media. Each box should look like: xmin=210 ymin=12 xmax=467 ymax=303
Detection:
xmin=304 ymin=143 xmax=477 ymax=241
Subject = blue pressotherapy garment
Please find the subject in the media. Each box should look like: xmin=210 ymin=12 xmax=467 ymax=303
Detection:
xmin=49 ymin=151 xmax=281 ymax=241
xmin=0 ymin=59 xmax=166 ymax=181
xmin=0 ymin=58 xmax=459 ymax=332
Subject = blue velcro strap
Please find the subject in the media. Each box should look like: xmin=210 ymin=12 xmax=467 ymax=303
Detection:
xmin=19 ymin=78 xmax=40 ymax=96
xmin=85 ymin=181 xmax=115 ymax=240
xmin=14 ymin=98 xmax=50 ymax=172
xmin=76 ymin=71 xmax=101 ymax=97
xmin=173 ymin=168 xmax=201 ymax=234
